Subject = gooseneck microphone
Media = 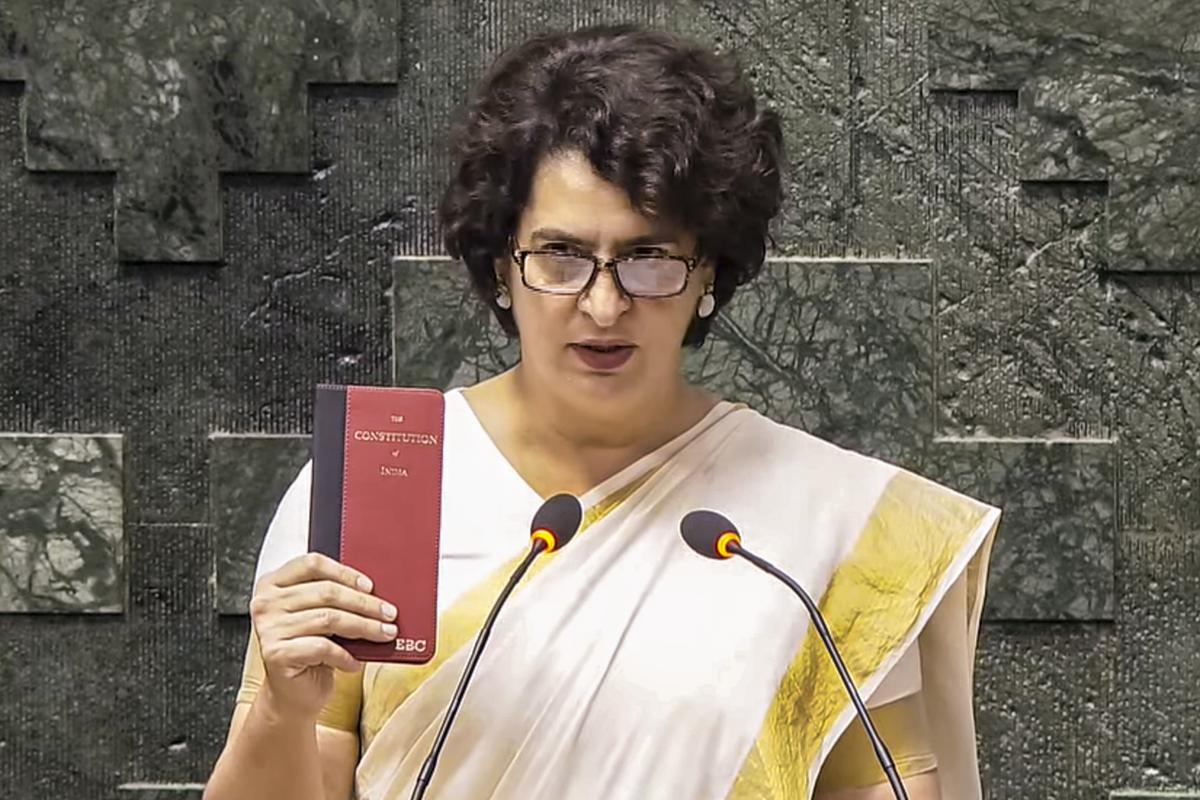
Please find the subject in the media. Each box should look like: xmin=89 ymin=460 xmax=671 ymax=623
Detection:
xmin=680 ymin=510 xmax=910 ymax=800
xmin=411 ymin=493 xmax=583 ymax=800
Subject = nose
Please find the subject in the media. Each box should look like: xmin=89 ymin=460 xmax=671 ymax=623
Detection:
xmin=577 ymin=264 xmax=631 ymax=326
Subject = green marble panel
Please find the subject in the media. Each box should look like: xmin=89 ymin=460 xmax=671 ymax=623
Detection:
xmin=210 ymin=433 xmax=308 ymax=614
xmin=0 ymin=434 xmax=124 ymax=613
xmin=674 ymin=0 xmax=933 ymax=257
xmin=683 ymin=260 xmax=933 ymax=465
xmin=931 ymin=439 xmax=1116 ymax=620
xmin=930 ymin=93 xmax=1200 ymax=538
xmin=0 ymin=0 xmax=397 ymax=262
xmin=931 ymin=0 xmax=1200 ymax=273
xmin=391 ymin=258 xmax=519 ymax=389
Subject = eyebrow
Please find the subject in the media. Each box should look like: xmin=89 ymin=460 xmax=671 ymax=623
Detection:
xmin=529 ymin=227 xmax=676 ymax=249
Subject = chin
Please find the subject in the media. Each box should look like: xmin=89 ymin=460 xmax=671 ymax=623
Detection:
xmin=564 ymin=361 xmax=643 ymax=394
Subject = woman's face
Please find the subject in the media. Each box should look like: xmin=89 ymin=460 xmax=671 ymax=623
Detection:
xmin=499 ymin=150 xmax=713 ymax=414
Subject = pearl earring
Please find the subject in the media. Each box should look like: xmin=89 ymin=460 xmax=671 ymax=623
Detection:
xmin=697 ymin=289 xmax=715 ymax=319
xmin=495 ymin=284 xmax=512 ymax=310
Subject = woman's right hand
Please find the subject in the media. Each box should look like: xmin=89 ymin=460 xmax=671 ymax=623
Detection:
xmin=249 ymin=552 xmax=398 ymax=720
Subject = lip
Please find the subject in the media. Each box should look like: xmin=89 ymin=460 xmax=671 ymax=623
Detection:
xmin=573 ymin=338 xmax=636 ymax=348
xmin=570 ymin=341 xmax=636 ymax=371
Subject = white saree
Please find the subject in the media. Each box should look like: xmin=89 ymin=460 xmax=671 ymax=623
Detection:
xmin=249 ymin=388 xmax=1000 ymax=800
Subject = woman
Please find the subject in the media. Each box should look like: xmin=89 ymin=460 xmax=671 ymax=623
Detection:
xmin=205 ymin=24 xmax=999 ymax=800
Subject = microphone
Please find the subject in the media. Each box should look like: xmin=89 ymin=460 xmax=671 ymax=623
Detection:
xmin=412 ymin=493 xmax=583 ymax=800
xmin=680 ymin=510 xmax=910 ymax=800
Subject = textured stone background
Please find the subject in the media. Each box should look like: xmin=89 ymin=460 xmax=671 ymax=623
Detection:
xmin=0 ymin=1 xmax=1196 ymax=798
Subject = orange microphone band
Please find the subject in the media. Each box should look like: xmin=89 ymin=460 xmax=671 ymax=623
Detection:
xmin=530 ymin=528 xmax=558 ymax=553
xmin=715 ymin=530 xmax=741 ymax=559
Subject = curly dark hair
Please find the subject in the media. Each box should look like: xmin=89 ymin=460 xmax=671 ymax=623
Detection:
xmin=438 ymin=23 xmax=785 ymax=347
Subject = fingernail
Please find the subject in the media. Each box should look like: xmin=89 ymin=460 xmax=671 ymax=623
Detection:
xmin=381 ymin=602 xmax=398 ymax=620
xmin=381 ymin=622 xmax=397 ymax=637
xmin=358 ymin=576 xmax=373 ymax=593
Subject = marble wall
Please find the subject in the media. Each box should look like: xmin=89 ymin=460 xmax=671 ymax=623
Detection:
xmin=0 ymin=1 xmax=1196 ymax=797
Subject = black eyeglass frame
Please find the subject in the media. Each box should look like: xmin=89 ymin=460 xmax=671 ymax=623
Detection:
xmin=509 ymin=242 xmax=702 ymax=299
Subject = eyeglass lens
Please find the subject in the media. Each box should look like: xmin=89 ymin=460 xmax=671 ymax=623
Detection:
xmin=523 ymin=253 xmax=687 ymax=297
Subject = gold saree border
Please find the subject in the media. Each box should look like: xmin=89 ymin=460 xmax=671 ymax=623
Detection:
xmin=358 ymin=470 xmax=656 ymax=750
xmin=728 ymin=470 xmax=994 ymax=799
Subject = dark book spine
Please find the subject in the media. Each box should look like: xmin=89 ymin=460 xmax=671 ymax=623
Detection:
xmin=308 ymin=383 xmax=347 ymax=560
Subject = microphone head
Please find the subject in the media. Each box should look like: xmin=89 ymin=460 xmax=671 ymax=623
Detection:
xmin=530 ymin=493 xmax=584 ymax=553
xmin=680 ymin=509 xmax=742 ymax=560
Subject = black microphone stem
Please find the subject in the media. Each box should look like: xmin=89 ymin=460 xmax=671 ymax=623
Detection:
xmin=730 ymin=542 xmax=910 ymax=800
xmin=411 ymin=541 xmax=546 ymax=800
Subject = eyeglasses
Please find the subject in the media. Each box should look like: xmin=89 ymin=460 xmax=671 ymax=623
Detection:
xmin=510 ymin=243 xmax=700 ymax=299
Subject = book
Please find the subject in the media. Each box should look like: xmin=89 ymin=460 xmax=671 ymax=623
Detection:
xmin=309 ymin=383 xmax=445 ymax=664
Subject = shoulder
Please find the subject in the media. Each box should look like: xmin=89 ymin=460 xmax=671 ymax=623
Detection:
xmin=717 ymin=407 xmax=898 ymax=494
xmin=708 ymin=408 xmax=997 ymax=558
xmin=723 ymin=407 xmax=990 ymax=512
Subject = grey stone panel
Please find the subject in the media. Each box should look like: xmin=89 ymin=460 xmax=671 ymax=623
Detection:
xmin=930 ymin=0 xmax=1200 ymax=273
xmin=210 ymin=434 xmax=309 ymax=614
xmin=0 ymin=434 xmax=124 ymax=613
xmin=0 ymin=615 xmax=129 ymax=796
xmin=0 ymin=82 xmax=116 ymax=431
xmin=0 ymin=0 xmax=397 ymax=262
xmin=930 ymin=439 xmax=1116 ymax=621
xmin=1111 ymin=793 xmax=1200 ymax=799
xmin=1116 ymin=531 xmax=1200 ymax=789
xmin=117 ymin=524 xmax=224 ymax=787
xmin=0 ymin=86 xmax=400 ymax=525
xmin=975 ymin=623 xmax=1117 ymax=800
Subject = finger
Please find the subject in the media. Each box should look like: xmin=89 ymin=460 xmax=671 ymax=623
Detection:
xmin=271 ymin=552 xmax=374 ymax=594
xmin=265 ymin=636 xmax=362 ymax=674
xmin=274 ymin=607 xmax=398 ymax=643
xmin=277 ymin=580 xmax=397 ymax=622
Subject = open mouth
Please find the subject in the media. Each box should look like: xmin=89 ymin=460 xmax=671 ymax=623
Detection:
xmin=571 ymin=343 xmax=636 ymax=370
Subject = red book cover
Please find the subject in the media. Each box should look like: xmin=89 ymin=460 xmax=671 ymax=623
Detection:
xmin=309 ymin=384 xmax=445 ymax=664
